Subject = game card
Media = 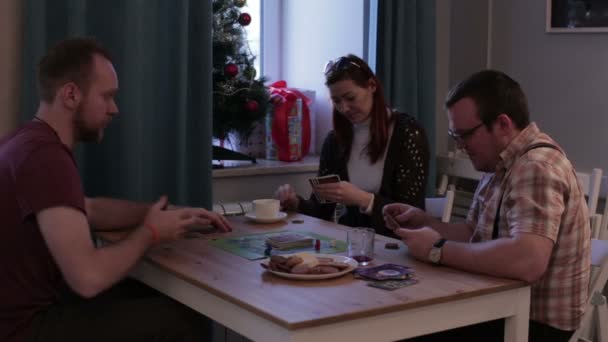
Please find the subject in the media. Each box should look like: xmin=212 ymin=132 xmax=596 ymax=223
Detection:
xmin=367 ymin=279 xmax=418 ymax=291
xmin=353 ymin=264 xmax=413 ymax=281
xmin=308 ymin=174 xmax=340 ymax=203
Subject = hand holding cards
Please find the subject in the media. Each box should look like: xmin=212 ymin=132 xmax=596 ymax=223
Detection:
xmin=309 ymin=174 xmax=340 ymax=203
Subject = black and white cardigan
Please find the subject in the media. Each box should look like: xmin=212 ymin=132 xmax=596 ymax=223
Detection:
xmin=297 ymin=111 xmax=430 ymax=238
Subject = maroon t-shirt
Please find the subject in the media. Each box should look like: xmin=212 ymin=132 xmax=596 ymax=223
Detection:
xmin=0 ymin=121 xmax=85 ymax=342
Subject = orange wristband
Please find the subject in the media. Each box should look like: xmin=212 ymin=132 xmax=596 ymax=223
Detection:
xmin=144 ymin=223 xmax=160 ymax=245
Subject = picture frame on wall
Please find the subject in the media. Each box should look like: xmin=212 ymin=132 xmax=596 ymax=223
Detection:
xmin=546 ymin=0 xmax=608 ymax=33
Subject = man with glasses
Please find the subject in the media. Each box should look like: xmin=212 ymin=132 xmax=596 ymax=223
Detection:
xmin=384 ymin=70 xmax=590 ymax=341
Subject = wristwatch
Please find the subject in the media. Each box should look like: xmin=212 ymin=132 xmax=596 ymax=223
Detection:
xmin=428 ymin=238 xmax=447 ymax=265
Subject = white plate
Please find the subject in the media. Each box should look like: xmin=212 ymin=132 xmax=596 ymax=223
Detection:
xmin=261 ymin=254 xmax=358 ymax=280
xmin=245 ymin=211 xmax=287 ymax=223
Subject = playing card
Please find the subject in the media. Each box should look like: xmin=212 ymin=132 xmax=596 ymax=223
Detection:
xmin=384 ymin=213 xmax=400 ymax=231
xmin=315 ymin=174 xmax=340 ymax=184
xmin=308 ymin=174 xmax=340 ymax=203
xmin=265 ymin=233 xmax=314 ymax=250
xmin=353 ymin=264 xmax=413 ymax=280
xmin=367 ymin=279 xmax=418 ymax=291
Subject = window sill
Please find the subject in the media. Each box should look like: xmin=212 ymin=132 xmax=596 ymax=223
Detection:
xmin=212 ymin=156 xmax=319 ymax=203
xmin=213 ymin=155 xmax=320 ymax=178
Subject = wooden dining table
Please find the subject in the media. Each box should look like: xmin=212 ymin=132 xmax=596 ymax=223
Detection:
xmin=129 ymin=213 xmax=530 ymax=342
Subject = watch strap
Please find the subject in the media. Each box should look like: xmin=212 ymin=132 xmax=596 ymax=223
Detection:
xmin=433 ymin=238 xmax=447 ymax=248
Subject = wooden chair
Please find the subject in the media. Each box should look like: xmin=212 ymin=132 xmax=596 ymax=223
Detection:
xmin=591 ymin=214 xmax=604 ymax=240
xmin=577 ymin=168 xmax=608 ymax=241
xmin=436 ymin=152 xmax=482 ymax=223
xmin=597 ymin=195 xmax=608 ymax=242
xmin=570 ymin=239 xmax=608 ymax=342
xmin=576 ymin=168 xmax=603 ymax=215
xmin=436 ymin=151 xmax=482 ymax=196
xmin=425 ymin=190 xmax=455 ymax=223
xmin=438 ymin=152 xmax=605 ymax=232
xmin=598 ymin=209 xmax=608 ymax=241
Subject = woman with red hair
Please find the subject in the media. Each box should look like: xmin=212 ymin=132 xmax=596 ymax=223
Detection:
xmin=275 ymin=54 xmax=429 ymax=237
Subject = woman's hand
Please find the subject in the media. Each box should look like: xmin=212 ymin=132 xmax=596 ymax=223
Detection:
xmin=313 ymin=181 xmax=372 ymax=208
xmin=274 ymin=184 xmax=300 ymax=211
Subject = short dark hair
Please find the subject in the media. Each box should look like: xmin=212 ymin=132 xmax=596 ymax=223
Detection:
xmin=37 ymin=37 xmax=113 ymax=103
xmin=445 ymin=70 xmax=530 ymax=130
xmin=324 ymin=54 xmax=391 ymax=164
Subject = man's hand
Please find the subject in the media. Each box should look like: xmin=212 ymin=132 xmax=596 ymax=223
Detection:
xmin=383 ymin=203 xmax=434 ymax=231
xmin=394 ymin=227 xmax=442 ymax=262
xmin=143 ymin=196 xmax=232 ymax=243
xmin=164 ymin=199 xmax=232 ymax=232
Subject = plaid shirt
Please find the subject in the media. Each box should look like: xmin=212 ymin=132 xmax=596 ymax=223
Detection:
xmin=466 ymin=123 xmax=591 ymax=331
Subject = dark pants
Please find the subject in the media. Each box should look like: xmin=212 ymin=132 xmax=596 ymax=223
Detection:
xmin=405 ymin=319 xmax=573 ymax=342
xmin=27 ymin=278 xmax=211 ymax=342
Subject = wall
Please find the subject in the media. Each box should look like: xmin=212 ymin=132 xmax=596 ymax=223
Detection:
xmin=0 ymin=0 xmax=22 ymax=137
xmin=440 ymin=0 xmax=489 ymax=156
xmin=490 ymin=0 xmax=608 ymax=175
xmin=434 ymin=0 xmax=453 ymax=157
xmin=448 ymin=0 xmax=488 ymax=88
xmin=447 ymin=0 xmax=608 ymax=175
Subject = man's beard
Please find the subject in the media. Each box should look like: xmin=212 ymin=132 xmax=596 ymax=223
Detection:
xmin=73 ymin=106 xmax=102 ymax=143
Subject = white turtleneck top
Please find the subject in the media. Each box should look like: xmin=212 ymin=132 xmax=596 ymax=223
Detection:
xmin=347 ymin=115 xmax=394 ymax=212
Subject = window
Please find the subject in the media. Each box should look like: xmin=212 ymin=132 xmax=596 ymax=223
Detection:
xmin=243 ymin=0 xmax=261 ymax=73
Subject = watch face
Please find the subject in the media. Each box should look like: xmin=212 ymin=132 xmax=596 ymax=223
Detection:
xmin=429 ymin=248 xmax=441 ymax=264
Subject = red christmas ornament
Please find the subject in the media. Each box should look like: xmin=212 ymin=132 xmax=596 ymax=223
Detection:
xmin=224 ymin=63 xmax=238 ymax=78
xmin=245 ymin=99 xmax=259 ymax=112
xmin=238 ymin=13 xmax=252 ymax=26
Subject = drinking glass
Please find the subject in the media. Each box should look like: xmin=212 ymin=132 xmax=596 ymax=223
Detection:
xmin=347 ymin=227 xmax=375 ymax=266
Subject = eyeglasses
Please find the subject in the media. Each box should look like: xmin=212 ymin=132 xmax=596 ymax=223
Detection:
xmin=322 ymin=57 xmax=361 ymax=76
xmin=448 ymin=122 xmax=484 ymax=143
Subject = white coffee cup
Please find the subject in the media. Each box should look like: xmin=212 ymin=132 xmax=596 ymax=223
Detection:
xmin=252 ymin=199 xmax=280 ymax=219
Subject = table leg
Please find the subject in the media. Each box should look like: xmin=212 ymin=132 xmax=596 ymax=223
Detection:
xmin=503 ymin=286 xmax=530 ymax=342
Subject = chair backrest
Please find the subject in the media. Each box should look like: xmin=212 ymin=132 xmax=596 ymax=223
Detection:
xmin=436 ymin=151 xmax=482 ymax=196
xmin=591 ymin=214 xmax=603 ymax=240
xmin=599 ymin=207 xmax=608 ymax=241
xmin=576 ymin=168 xmax=603 ymax=215
xmin=425 ymin=190 xmax=455 ymax=223
xmin=577 ymin=168 xmax=607 ymax=241
xmin=438 ymin=154 xmax=605 ymax=230
xmin=569 ymin=238 xmax=608 ymax=342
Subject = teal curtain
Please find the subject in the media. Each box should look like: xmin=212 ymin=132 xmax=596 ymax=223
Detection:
xmin=375 ymin=0 xmax=437 ymax=196
xmin=20 ymin=0 xmax=213 ymax=208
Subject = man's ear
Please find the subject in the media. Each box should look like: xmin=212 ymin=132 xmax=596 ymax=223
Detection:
xmin=59 ymin=82 xmax=82 ymax=109
xmin=496 ymin=113 xmax=515 ymax=132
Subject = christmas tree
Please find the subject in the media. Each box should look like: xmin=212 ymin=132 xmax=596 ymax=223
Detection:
xmin=212 ymin=0 xmax=269 ymax=143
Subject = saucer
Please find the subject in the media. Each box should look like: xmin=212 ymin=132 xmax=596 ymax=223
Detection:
xmin=245 ymin=212 xmax=287 ymax=223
